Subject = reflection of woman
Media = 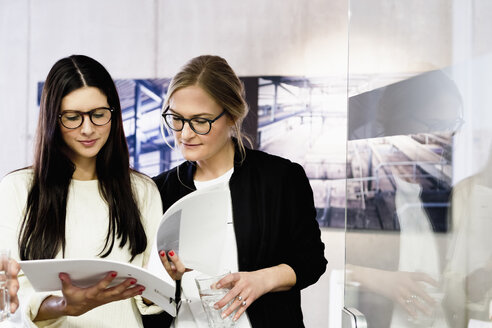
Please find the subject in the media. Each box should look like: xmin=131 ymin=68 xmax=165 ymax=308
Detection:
xmin=346 ymin=174 xmax=441 ymax=327
xmin=346 ymin=69 xmax=464 ymax=327
xmin=150 ymin=55 xmax=327 ymax=327
xmin=390 ymin=175 xmax=441 ymax=327
xmin=441 ymin=158 xmax=492 ymax=326
xmin=0 ymin=55 xmax=162 ymax=327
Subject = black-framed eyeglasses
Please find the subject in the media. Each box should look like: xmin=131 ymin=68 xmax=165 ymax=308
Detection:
xmin=59 ymin=107 xmax=113 ymax=129
xmin=162 ymin=107 xmax=226 ymax=135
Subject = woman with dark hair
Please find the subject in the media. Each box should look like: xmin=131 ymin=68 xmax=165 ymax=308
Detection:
xmin=0 ymin=55 xmax=163 ymax=327
xmin=148 ymin=55 xmax=327 ymax=328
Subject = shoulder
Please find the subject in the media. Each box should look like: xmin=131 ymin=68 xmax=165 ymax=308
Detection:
xmin=242 ymin=148 xmax=305 ymax=178
xmin=152 ymin=166 xmax=179 ymax=187
xmin=452 ymin=175 xmax=477 ymax=199
xmin=152 ymin=161 xmax=190 ymax=190
xmin=130 ymin=170 xmax=155 ymax=186
xmin=0 ymin=169 xmax=33 ymax=212
xmin=0 ymin=168 xmax=33 ymax=191
xmin=130 ymin=171 xmax=160 ymax=198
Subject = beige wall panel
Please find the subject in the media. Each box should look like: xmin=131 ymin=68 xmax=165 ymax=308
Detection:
xmin=157 ymin=0 xmax=348 ymax=77
xmin=349 ymin=0 xmax=453 ymax=76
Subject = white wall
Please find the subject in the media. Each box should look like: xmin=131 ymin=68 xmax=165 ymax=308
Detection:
xmin=0 ymin=0 xmax=30 ymax=174
xmin=0 ymin=0 xmax=348 ymax=177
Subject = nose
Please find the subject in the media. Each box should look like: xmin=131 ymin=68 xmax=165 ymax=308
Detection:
xmin=80 ymin=115 xmax=95 ymax=135
xmin=180 ymin=121 xmax=195 ymax=139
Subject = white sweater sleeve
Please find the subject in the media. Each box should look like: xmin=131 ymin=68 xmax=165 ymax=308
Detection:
xmin=131 ymin=173 xmax=165 ymax=315
xmin=0 ymin=171 xmax=67 ymax=327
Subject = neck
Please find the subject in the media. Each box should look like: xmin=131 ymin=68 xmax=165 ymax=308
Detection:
xmin=195 ymin=140 xmax=235 ymax=181
xmin=72 ymin=157 xmax=97 ymax=180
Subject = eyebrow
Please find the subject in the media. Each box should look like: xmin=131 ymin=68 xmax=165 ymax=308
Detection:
xmin=61 ymin=106 xmax=109 ymax=113
xmin=168 ymin=108 xmax=215 ymax=118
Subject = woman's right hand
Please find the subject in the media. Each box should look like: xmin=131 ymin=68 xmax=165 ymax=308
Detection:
xmin=159 ymin=250 xmax=190 ymax=280
xmin=35 ymin=271 xmax=145 ymax=321
xmin=7 ymin=258 xmax=20 ymax=314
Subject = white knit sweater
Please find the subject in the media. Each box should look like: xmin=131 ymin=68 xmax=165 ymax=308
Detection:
xmin=0 ymin=169 xmax=163 ymax=327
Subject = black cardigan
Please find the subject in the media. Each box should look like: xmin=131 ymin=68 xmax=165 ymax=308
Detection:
xmin=146 ymin=146 xmax=327 ymax=328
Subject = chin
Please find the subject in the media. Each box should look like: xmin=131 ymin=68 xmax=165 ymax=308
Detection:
xmin=182 ymin=153 xmax=201 ymax=162
xmin=75 ymin=148 xmax=101 ymax=160
xmin=181 ymin=149 xmax=205 ymax=162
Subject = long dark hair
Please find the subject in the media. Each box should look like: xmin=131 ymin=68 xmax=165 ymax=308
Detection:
xmin=19 ymin=55 xmax=147 ymax=261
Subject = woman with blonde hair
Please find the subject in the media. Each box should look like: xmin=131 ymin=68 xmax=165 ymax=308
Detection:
xmin=149 ymin=55 xmax=327 ymax=328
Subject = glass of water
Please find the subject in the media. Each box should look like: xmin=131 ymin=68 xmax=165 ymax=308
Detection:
xmin=195 ymin=272 xmax=235 ymax=328
xmin=0 ymin=249 xmax=10 ymax=322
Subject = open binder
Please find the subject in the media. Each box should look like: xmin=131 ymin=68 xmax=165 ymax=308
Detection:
xmin=20 ymin=258 xmax=178 ymax=316
xmin=20 ymin=183 xmax=230 ymax=317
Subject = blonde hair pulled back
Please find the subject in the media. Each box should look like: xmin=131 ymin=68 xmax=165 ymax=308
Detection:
xmin=162 ymin=55 xmax=251 ymax=160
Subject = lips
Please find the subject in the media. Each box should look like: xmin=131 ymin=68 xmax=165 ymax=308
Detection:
xmin=181 ymin=141 xmax=201 ymax=148
xmin=79 ymin=139 xmax=97 ymax=147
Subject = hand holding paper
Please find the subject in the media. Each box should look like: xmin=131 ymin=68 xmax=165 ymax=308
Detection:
xmin=34 ymin=271 xmax=144 ymax=320
xmin=153 ymin=184 xmax=230 ymax=277
xmin=159 ymin=249 xmax=190 ymax=281
xmin=20 ymin=259 xmax=177 ymax=316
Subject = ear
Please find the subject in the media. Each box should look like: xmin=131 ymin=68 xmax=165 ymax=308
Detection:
xmin=225 ymin=114 xmax=236 ymax=128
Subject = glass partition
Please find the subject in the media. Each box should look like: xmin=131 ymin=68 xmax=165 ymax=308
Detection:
xmin=345 ymin=1 xmax=492 ymax=327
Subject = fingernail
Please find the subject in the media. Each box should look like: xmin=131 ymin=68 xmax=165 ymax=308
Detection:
xmin=159 ymin=250 xmax=165 ymax=257
xmin=130 ymin=279 xmax=137 ymax=285
xmin=139 ymin=287 xmax=146 ymax=292
xmin=111 ymin=272 xmax=117 ymax=277
xmin=221 ymin=312 xmax=226 ymax=319
xmin=169 ymin=250 xmax=175 ymax=257
xmin=214 ymin=304 xmax=219 ymax=310
xmin=216 ymin=283 xmax=222 ymax=288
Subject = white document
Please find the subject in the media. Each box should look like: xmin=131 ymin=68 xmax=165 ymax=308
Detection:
xmin=20 ymin=259 xmax=177 ymax=316
xmin=153 ymin=184 xmax=229 ymax=277
xmin=19 ymin=185 xmax=229 ymax=318
xmin=469 ymin=319 xmax=492 ymax=328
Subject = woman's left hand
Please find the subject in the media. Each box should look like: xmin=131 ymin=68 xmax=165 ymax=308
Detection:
xmin=213 ymin=264 xmax=296 ymax=321
xmin=213 ymin=271 xmax=269 ymax=321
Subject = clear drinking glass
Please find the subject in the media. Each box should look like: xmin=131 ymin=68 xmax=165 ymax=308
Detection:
xmin=0 ymin=249 xmax=11 ymax=322
xmin=195 ymin=272 xmax=235 ymax=328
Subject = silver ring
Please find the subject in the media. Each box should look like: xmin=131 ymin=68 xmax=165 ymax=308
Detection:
xmin=241 ymin=301 xmax=246 ymax=306
xmin=410 ymin=295 xmax=417 ymax=299
xmin=405 ymin=299 xmax=412 ymax=304
xmin=237 ymin=296 xmax=243 ymax=301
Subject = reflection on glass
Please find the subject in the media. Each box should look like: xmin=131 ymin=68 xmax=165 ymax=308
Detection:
xmin=345 ymin=69 xmax=464 ymax=327
xmin=348 ymin=70 xmax=463 ymax=140
xmin=441 ymin=152 xmax=492 ymax=326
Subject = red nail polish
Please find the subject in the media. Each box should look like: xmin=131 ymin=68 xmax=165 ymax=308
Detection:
xmin=139 ymin=287 xmax=145 ymax=292
xmin=159 ymin=250 xmax=165 ymax=257
xmin=111 ymin=272 xmax=117 ymax=277
xmin=131 ymin=279 xmax=137 ymax=285
xmin=169 ymin=250 xmax=175 ymax=257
